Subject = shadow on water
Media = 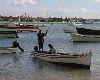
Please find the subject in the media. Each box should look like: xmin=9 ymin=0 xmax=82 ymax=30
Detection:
xmin=31 ymin=58 xmax=92 ymax=80
xmin=32 ymin=58 xmax=90 ymax=69
xmin=0 ymin=47 xmax=92 ymax=79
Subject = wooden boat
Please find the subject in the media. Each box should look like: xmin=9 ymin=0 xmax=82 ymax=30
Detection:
xmin=0 ymin=47 xmax=17 ymax=54
xmin=0 ymin=23 xmax=40 ymax=31
xmin=0 ymin=30 xmax=18 ymax=38
xmin=76 ymin=27 xmax=100 ymax=35
xmin=8 ymin=25 xmax=40 ymax=31
xmin=31 ymin=51 xmax=92 ymax=68
xmin=70 ymin=33 xmax=100 ymax=42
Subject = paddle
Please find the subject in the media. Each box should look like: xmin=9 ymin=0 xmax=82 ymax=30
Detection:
xmin=46 ymin=24 xmax=52 ymax=33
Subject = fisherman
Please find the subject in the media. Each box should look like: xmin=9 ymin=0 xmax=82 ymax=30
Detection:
xmin=37 ymin=30 xmax=48 ymax=52
xmin=48 ymin=44 xmax=57 ymax=54
xmin=12 ymin=41 xmax=24 ymax=52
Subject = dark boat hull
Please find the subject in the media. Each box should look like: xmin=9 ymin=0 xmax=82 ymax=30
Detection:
xmin=76 ymin=27 xmax=100 ymax=35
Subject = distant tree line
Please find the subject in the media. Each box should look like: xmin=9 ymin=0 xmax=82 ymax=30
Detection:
xmin=0 ymin=14 xmax=96 ymax=23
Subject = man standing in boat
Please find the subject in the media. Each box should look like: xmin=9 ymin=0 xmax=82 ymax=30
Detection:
xmin=37 ymin=30 xmax=48 ymax=52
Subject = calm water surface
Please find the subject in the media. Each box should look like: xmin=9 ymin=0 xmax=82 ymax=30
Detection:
xmin=0 ymin=23 xmax=100 ymax=80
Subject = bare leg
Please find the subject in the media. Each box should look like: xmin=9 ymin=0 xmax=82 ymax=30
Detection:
xmin=39 ymin=45 xmax=41 ymax=52
xmin=42 ymin=44 xmax=43 ymax=52
xmin=42 ymin=47 xmax=43 ymax=52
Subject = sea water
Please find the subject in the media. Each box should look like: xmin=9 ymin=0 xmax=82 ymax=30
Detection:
xmin=0 ymin=22 xmax=100 ymax=80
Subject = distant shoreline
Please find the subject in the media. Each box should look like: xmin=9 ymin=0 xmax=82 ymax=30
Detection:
xmin=0 ymin=21 xmax=100 ymax=24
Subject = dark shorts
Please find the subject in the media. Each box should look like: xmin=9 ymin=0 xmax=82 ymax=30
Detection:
xmin=38 ymin=42 xmax=43 ymax=48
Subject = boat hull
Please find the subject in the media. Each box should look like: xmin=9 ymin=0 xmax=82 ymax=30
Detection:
xmin=0 ymin=47 xmax=17 ymax=54
xmin=0 ymin=24 xmax=40 ymax=32
xmin=70 ymin=33 xmax=100 ymax=42
xmin=63 ymin=29 xmax=77 ymax=33
xmin=68 ymin=22 xmax=83 ymax=26
xmin=0 ymin=31 xmax=18 ymax=38
xmin=0 ymin=34 xmax=16 ymax=38
xmin=32 ymin=52 xmax=92 ymax=67
xmin=76 ymin=27 xmax=100 ymax=35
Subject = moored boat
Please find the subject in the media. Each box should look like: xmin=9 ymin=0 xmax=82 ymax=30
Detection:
xmin=76 ymin=27 xmax=100 ymax=35
xmin=63 ymin=28 xmax=77 ymax=33
xmin=68 ymin=22 xmax=83 ymax=26
xmin=31 ymin=51 xmax=92 ymax=68
xmin=0 ymin=23 xmax=40 ymax=31
xmin=0 ymin=30 xmax=18 ymax=38
xmin=0 ymin=47 xmax=17 ymax=54
xmin=70 ymin=27 xmax=100 ymax=42
xmin=70 ymin=33 xmax=100 ymax=42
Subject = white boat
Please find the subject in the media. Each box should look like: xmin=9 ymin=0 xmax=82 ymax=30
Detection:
xmin=0 ymin=47 xmax=17 ymax=54
xmin=68 ymin=22 xmax=83 ymax=26
xmin=70 ymin=33 xmax=100 ymax=42
xmin=63 ymin=28 xmax=77 ymax=33
xmin=31 ymin=51 xmax=92 ymax=68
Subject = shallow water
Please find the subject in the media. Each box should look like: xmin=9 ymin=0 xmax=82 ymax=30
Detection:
xmin=0 ymin=23 xmax=100 ymax=80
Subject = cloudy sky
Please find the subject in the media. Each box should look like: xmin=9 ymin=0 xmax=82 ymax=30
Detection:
xmin=0 ymin=0 xmax=100 ymax=18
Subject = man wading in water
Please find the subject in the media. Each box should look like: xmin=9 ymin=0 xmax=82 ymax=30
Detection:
xmin=37 ymin=30 xmax=48 ymax=52
xmin=12 ymin=41 xmax=24 ymax=52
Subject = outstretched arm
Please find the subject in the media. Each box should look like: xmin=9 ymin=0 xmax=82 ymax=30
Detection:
xmin=44 ymin=30 xmax=48 ymax=36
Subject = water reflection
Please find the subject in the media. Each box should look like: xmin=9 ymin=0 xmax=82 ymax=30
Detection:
xmin=32 ymin=59 xmax=91 ymax=80
xmin=0 ymin=53 xmax=91 ymax=80
xmin=0 ymin=23 xmax=99 ymax=80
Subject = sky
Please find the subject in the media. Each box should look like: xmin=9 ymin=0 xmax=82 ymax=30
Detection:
xmin=0 ymin=0 xmax=100 ymax=18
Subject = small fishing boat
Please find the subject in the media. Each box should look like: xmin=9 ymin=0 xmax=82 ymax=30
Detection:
xmin=0 ymin=23 xmax=40 ymax=32
xmin=76 ymin=27 xmax=100 ymax=35
xmin=70 ymin=33 xmax=100 ymax=42
xmin=0 ymin=30 xmax=18 ymax=38
xmin=68 ymin=22 xmax=83 ymax=26
xmin=70 ymin=27 xmax=100 ymax=42
xmin=31 ymin=51 xmax=92 ymax=68
xmin=0 ymin=47 xmax=17 ymax=54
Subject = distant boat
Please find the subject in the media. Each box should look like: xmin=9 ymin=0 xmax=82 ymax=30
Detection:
xmin=0 ymin=23 xmax=40 ymax=31
xmin=0 ymin=47 xmax=17 ymax=54
xmin=68 ymin=21 xmax=83 ymax=26
xmin=82 ymin=19 xmax=94 ymax=24
xmin=63 ymin=29 xmax=77 ymax=33
xmin=0 ymin=30 xmax=18 ymax=38
xmin=70 ymin=27 xmax=100 ymax=42
xmin=63 ymin=21 xmax=82 ymax=33
xmin=70 ymin=33 xmax=100 ymax=42
xmin=31 ymin=51 xmax=92 ymax=68
xmin=76 ymin=27 xmax=100 ymax=35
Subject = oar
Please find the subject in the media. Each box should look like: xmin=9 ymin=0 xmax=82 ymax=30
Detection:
xmin=46 ymin=24 xmax=52 ymax=32
xmin=45 ymin=25 xmax=51 ymax=35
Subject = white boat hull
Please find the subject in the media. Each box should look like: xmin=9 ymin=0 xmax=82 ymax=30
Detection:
xmin=32 ymin=52 xmax=92 ymax=67
xmin=68 ymin=22 xmax=83 ymax=26
xmin=70 ymin=33 xmax=100 ymax=42
xmin=0 ymin=47 xmax=17 ymax=54
xmin=63 ymin=29 xmax=77 ymax=33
